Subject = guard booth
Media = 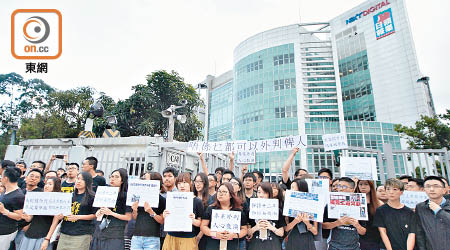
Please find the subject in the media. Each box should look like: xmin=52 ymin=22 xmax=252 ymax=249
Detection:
xmin=4 ymin=136 xmax=229 ymax=178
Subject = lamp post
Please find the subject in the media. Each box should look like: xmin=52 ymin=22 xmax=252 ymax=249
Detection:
xmin=417 ymin=76 xmax=435 ymax=116
xmin=161 ymin=100 xmax=188 ymax=142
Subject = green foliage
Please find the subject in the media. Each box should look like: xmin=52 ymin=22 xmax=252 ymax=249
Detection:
xmin=17 ymin=113 xmax=75 ymax=139
xmin=394 ymin=115 xmax=450 ymax=149
xmin=114 ymin=70 xmax=203 ymax=141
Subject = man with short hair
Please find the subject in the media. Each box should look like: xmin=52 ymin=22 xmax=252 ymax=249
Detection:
xmin=44 ymin=170 xmax=58 ymax=183
xmin=162 ymin=167 xmax=178 ymax=195
xmin=0 ymin=167 xmax=25 ymax=250
xmin=252 ymin=170 xmax=263 ymax=187
xmin=439 ymin=177 xmax=450 ymax=199
xmin=399 ymin=175 xmax=412 ymax=184
xmin=373 ymin=178 xmax=416 ymax=250
xmin=406 ymin=178 xmax=424 ymax=191
xmin=315 ymin=168 xmax=334 ymax=250
xmin=242 ymin=173 xmax=257 ymax=204
xmin=221 ymin=170 xmax=235 ymax=183
xmin=15 ymin=161 xmax=27 ymax=189
xmin=30 ymin=161 xmax=46 ymax=188
xmin=56 ymin=168 xmax=66 ymax=178
xmin=95 ymin=169 xmax=104 ymax=177
xmin=323 ymin=177 xmax=367 ymax=250
xmin=82 ymin=156 xmax=106 ymax=191
xmin=415 ymin=176 xmax=450 ymax=250
xmin=0 ymin=160 xmax=15 ymax=176
xmin=16 ymin=168 xmax=43 ymax=247
xmin=61 ymin=163 xmax=79 ymax=193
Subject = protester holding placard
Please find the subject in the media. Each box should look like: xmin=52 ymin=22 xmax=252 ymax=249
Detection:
xmin=323 ymin=177 xmax=367 ymax=250
xmin=373 ymin=178 xmax=416 ymax=250
xmin=415 ymin=176 xmax=450 ymax=250
xmin=91 ymin=168 xmax=132 ymax=250
xmin=162 ymin=173 xmax=204 ymax=250
xmin=130 ymin=172 xmax=166 ymax=250
xmin=355 ymin=180 xmax=382 ymax=250
xmin=19 ymin=177 xmax=61 ymax=250
xmin=285 ymin=179 xmax=317 ymax=250
xmin=0 ymin=167 xmax=25 ymax=250
xmin=247 ymin=182 xmax=285 ymax=250
xmin=57 ymin=172 xmax=97 ymax=250
xmin=201 ymin=182 xmax=248 ymax=250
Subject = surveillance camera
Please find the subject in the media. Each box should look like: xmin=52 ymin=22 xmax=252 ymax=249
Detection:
xmin=180 ymin=100 xmax=188 ymax=106
xmin=161 ymin=108 xmax=173 ymax=118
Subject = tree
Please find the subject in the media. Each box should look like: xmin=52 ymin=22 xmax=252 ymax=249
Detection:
xmin=0 ymin=73 xmax=55 ymax=132
xmin=395 ymin=115 xmax=450 ymax=149
xmin=114 ymin=70 xmax=203 ymax=141
xmin=17 ymin=113 xmax=74 ymax=139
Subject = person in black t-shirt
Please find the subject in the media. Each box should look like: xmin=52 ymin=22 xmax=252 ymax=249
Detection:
xmin=131 ymin=172 xmax=166 ymax=250
xmin=200 ymin=182 xmax=248 ymax=250
xmin=285 ymin=179 xmax=317 ymax=250
xmin=373 ymin=178 xmax=416 ymax=250
xmin=56 ymin=172 xmax=97 ymax=250
xmin=91 ymin=168 xmax=132 ymax=250
xmin=19 ymin=177 xmax=62 ymax=250
xmin=0 ymin=167 xmax=25 ymax=250
xmin=323 ymin=177 xmax=367 ymax=250
xmin=162 ymin=173 xmax=204 ymax=249
xmin=15 ymin=168 xmax=44 ymax=247
xmin=61 ymin=163 xmax=79 ymax=193
xmin=82 ymin=156 xmax=106 ymax=192
xmin=247 ymin=182 xmax=285 ymax=250
xmin=355 ymin=180 xmax=383 ymax=250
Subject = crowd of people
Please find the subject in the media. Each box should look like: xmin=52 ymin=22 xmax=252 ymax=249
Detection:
xmin=0 ymin=148 xmax=449 ymax=250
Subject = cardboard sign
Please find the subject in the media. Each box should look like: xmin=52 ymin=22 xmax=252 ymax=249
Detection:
xmin=340 ymin=157 xmax=378 ymax=180
xmin=328 ymin=192 xmax=368 ymax=221
xmin=126 ymin=179 xmax=160 ymax=207
xmin=23 ymin=192 xmax=72 ymax=216
xmin=249 ymin=198 xmax=278 ymax=220
xmin=322 ymin=133 xmax=348 ymax=151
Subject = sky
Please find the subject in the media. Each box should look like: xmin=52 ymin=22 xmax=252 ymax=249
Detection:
xmin=1 ymin=0 xmax=449 ymax=114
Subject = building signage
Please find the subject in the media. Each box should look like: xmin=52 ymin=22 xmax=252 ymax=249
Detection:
xmin=346 ymin=0 xmax=390 ymax=25
xmin=374 ymin=8 xmax=395 ymax=39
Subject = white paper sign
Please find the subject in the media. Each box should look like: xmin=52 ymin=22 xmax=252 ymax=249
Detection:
xmin=211 ymin=209 xmax=241 ymax=234
xmin=93 ymin=186 xmax=120 ymax=208
xmin=164 ymin=192 xmax=194 ymax=232
xmin=306 ymin=179 xmax=330 ymax=207
xmin=126 ymin=179 xmax=160 ymax=207
xmin=23 ymin=192 xmax=72 ymax=216
xmin=400 ymin=191 xmax=428 ymax=208
xmin=340 ymin=157 xmax=378 ymax=180
xmin=283 ymin=190 xmax=325 ymax=222
xmin=187 ymin=135 xmax=307 ymax=153
xmin=249 ymin=198 xmax=279 ymax=220
xmin=328 ymin=192 xmax=368 ymax=221
xmin=236 ymin=151 xmax=256 ymax=164
xmin=322 ymin=133 xmax=348 ymax=151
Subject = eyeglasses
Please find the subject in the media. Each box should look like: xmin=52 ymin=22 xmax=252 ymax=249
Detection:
xmin=337 ymin=185 xmax=351 ymax=189
xmin=424 ymin=185 xmax=445 ymax=189
xmin=194 ymin=181 xmax=203 ymax=184
xmin=217 ymin=190 xmax=229 ymax=195
xmin=230 ymin=182 xmax=239 ymax=186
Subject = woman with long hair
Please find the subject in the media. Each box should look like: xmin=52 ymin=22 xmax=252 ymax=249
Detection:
xmin=130 ymin=172 xmax=166 ymax=250
xmin=270 ymin=183 xmax=284 ymax=211
xmin=201 ymin=182 xmax=248 ymax=250
xmin=56 ymin=172 xmax=96 ymax=250
xmin=285 ymin=179 xmax=317 ymax=250
xmin=247 ymin=182 xmax=285 ymax=250
xmin=193 ymin=173 xmax=212 ymax=250
xmin=19 ymin=177 xmax=61 ymax=250
xmin=162 ymin=173 xmax=204 ymax=250
xmin=230 ymin=177 xmax=249 ymax=250
xmin=355 ymin=180 xmax=382 ymax=250
xmin=91 ymin=168 xmax=132 ymax=250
